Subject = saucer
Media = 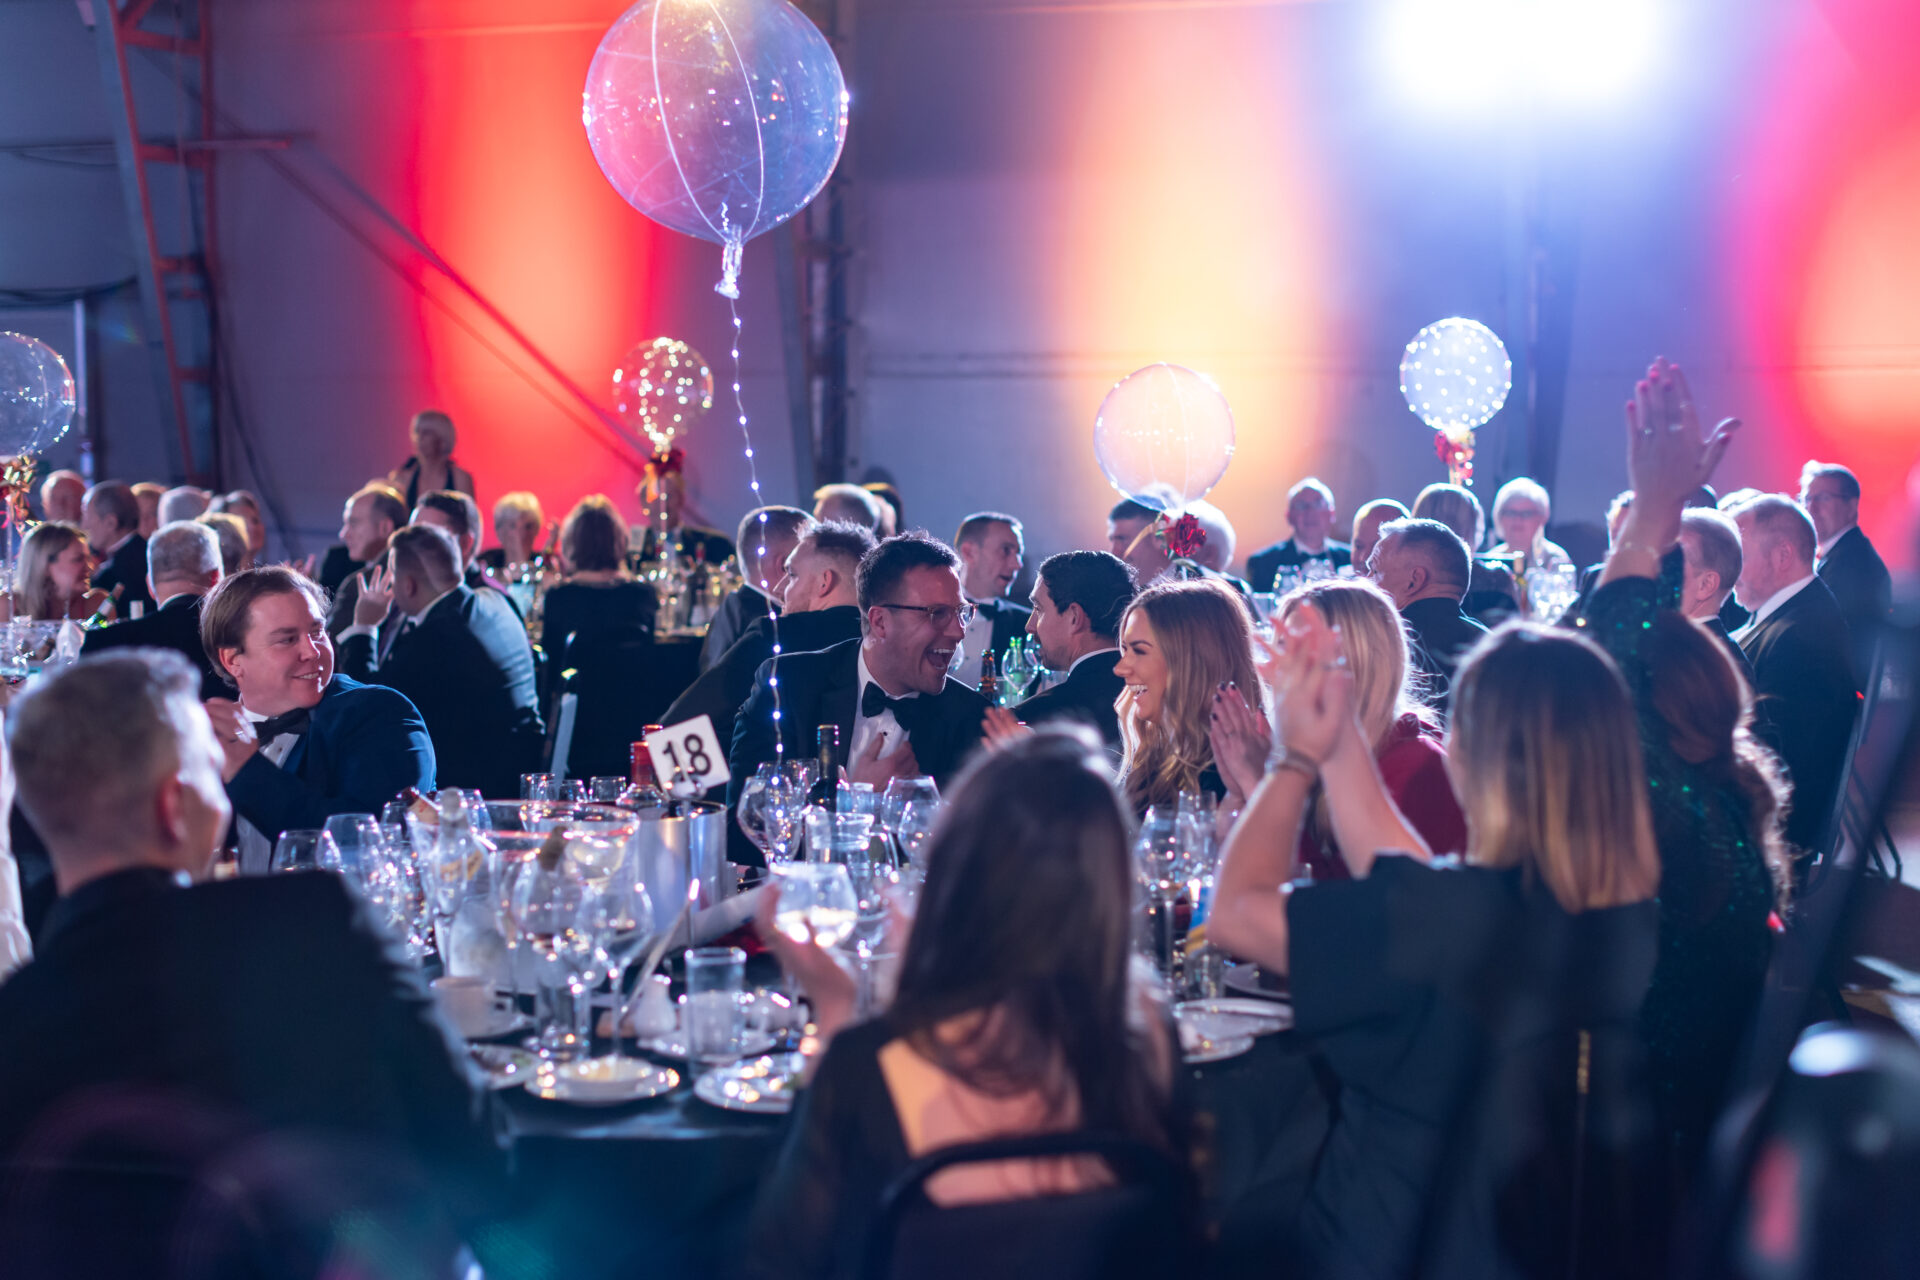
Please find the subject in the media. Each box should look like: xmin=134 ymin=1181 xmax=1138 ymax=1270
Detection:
xmin=526 ymin=1056 xmax=679 ymax=1105
xmin=692 ymin=1053 xmax=804 ymax=1114
xmin=1175 ymin=998 xmax=1293 ymax=1039
xmin=460 ymin=1006 xmax=535 ymax=1041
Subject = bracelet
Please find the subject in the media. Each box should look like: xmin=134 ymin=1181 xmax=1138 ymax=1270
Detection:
xmin=1271 ymin=748 xmax=1320 ymax=784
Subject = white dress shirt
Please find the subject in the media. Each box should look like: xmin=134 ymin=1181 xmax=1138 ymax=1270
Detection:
xmin=1816 ymin=528 xmax=1852 ymax=564
xmin=851 ymin=647 xmax=916 ymax=762
xmin=958 ymin=602 xmax=995 ymax=687
xmin=0 ymin=839 xmax=30 ymax=980
xmin=1740 ymin=573 xmax=1819 ymax=636
xmin=234 ymin=707 xmax=309 ymax=875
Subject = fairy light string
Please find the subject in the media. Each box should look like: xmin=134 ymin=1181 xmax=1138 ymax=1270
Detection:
xmin=724 ymin=293 xmax=785 ymax=758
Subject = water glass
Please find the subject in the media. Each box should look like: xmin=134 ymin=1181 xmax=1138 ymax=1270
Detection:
xmin=879 ymin=776 xmax=940 ymax=835
xmin=685 ymin=946 xmax=746 ymax=1065
xmin=770 ymin=862 xmax=858 ymax=949
xmin=803 ymin=809 xmax=874 ymax=865
xmin=322 ymin=813 xmax=382 ymax=891
xmin=270 ymin=829 xmax=339 ymax=875
xmin=520 ymin=773 xmax=554 ymax=800
xmin=894 ymin=800 xmax=938 ymax=869
xmin=589 ymin=776 xmax=628 ymax=804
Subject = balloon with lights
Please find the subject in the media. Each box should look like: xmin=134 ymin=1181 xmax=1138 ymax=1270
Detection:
xmin=0 ymin=331 xmax=76 ymax=578
xmin=1399 ymin=317 xmax=1511 ymax=487
xmin=612 ymin=338 xmax=714 ymax=458
xmin=1094 ymin=363 xmax=1236 ymax=570
xmin=584 ymin=0 xmax=849 ymax=759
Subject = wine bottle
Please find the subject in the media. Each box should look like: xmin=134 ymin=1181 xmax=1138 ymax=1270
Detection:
xmin=978 ymin=649 xmax=1001 ymax=706
xmin=816 ymin=724 xmax=842 ymax=810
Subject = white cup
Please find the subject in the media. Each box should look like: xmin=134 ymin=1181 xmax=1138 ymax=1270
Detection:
xmin=432 ymin=975 xmax=498 ymax=1037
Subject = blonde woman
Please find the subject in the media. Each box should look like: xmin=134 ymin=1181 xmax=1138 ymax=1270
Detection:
xmin=15 ymin=522 xmax=109 ymax=622
xmin=1209 ymin=607 xmax=1664 ymax=1278
xmin=1211 ymin=578 xmax=1465 ymax=880
xmin=1114 ymin=577 xmax=1264 ymax=816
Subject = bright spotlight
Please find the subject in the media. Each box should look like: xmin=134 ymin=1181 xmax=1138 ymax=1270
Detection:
xmin=1382 ymin=0 xmax=1660 ymax=112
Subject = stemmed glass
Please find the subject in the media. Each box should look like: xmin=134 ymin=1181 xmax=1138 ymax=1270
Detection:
xmin=581 ymin=860 xmax=655 ymax=1053
xmin=880 ymin=776 xmax=940 ymax=865
xmin=770 ymin=863 xmax=858 ymax=949
xmin=270 ymin=829 xmax=340 ymax=875
xmin=893 ymin=800 xmax=938 ymax=871
xmin=508 ymin=853 xmax=599 ymax=1061
xmin=1135 ymin=808 xmax=1182 ymax=981
xmin=322 ymin=814 xmax=382 ymax=893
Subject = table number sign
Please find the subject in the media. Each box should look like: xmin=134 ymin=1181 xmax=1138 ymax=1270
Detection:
xmin=646 ymin=715 xmax=731 ymax=794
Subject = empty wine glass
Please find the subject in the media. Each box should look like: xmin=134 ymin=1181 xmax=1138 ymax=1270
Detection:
xmin=770 ymin=863 xmax=858 ymax=949
xmin=270 ymin=829 xmax=339 ymax=875
xmin=880 ymin=776 xmax=939 ymax=858
xmin=761 ymin=770 xmax=805 ymax=865
xmin=1135 ymin=808 xmax=1181 ymax=979
xmin=322 ymin=813 xmax=382 ymax=892
xmin=508 ymin=855 xmax=596 ymax=1061
xmin=894 ymin=799 xmax=938 ymax=870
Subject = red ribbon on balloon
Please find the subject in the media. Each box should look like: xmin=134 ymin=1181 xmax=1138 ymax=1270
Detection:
xmin=643 ymin=447 xmax=685 ymax=481
xmin=1433 ymin=432 xmax=1475 ymax=488
xmin=1162 ymin=511 xmax=1208 ymax=560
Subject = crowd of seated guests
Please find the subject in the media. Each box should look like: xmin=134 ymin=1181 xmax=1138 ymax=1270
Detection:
xmin=0 ymin=372 xmax=1905 ymax=1280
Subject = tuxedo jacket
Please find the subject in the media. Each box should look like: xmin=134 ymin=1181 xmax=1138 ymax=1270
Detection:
xmin=1246 ymin=538 xmax=1352 ymax=594
xmin=1738 ymin=577 xmax=1859 ymax=853
xmin=699 ymin=585 xmax=780 ymax=673
xmin=338 ymin=586 xmax=543 ymax=799
xmin=978 ymin=597 xmax=1032 ymax=665
xmin=90 ymin=532 xmax=154 ymax=617
xmin=1401 ymin=596 xmax=1490 ymax=717
xmin=226 ymin=674 xmax=436 ymax=845
xmin=669 ymin=605 xmax=862 ymax=754
xmin=80 ymin=592 xmax=226 ymax=700
xmin=1014 ymin=649 xmax=1125 ymax=751
xmin=1702 ymin=615 xmax=1756 ymax=686
xmin=1817 ymin=525 xmax=1892 ymax=680
xmin=0 ymin=867 xmax=505 ymax=1230
xmin=318 ymin=543 xmax=364 ymax=594
xmin=727 ymin=638 xmax=988 ymax=863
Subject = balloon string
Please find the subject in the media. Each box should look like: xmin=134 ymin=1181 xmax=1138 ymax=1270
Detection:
xmin=727 ymin=292 xmax=783 ymax=758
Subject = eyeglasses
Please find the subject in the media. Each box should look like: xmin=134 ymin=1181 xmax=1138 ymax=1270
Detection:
xmin=875 ymin=602 xmax=976 ymax=629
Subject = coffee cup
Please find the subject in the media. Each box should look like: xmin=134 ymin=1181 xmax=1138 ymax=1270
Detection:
xmin=432 ymin=975 xmax=498 ymax=1037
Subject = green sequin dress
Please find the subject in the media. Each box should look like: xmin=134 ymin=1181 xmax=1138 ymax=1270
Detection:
xmin=1576 ymin=567 xmax=1776 ymax=1181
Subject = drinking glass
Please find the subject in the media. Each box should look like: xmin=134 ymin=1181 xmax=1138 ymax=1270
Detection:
xmin=879 ymin=776 xmax=940 ymax=836
xmin=322 ymin=813 xmax=382 ymax=892
xmin=894 ymin=800 xmax=938 ymax=870
xmin=520 ymin=773 xmax=554 ymax=800
xmin=589 ymin=776 xmax=628 ymax=804
xmin=761 ymin=770 xmax=805 ymax=864
xmin=1135 ymin=809 xmax=1181 ymax=980
xmin=770 ymin=862 xmax=859 ymax=949
xmin=508 ymin=855 xmax=595 ymax=1061
xmin=270 ymin=829 xmax=339 ymax=875
xmin=685 ymin=946 xmax=747 ymax=1066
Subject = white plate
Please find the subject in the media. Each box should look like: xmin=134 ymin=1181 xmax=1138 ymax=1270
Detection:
xmin=460 ymin=1007 xmax=535 ymax=1041
xmin=643 ymin=1030 xmax=778 ymax=1061
xmin=526 ymin=1056 xmax=679 ymax=1105
xmin=1222 ymin=964 xmax=1289 ymax=1001
xmin=1182 ymin=1033 xmax=1254 ymax=1065
xmin=469 ymin=1044 xmax=539 ymax=1090
xmin=1175 ymin=998 xmax=1294 ymax=1038
xmin=693 ymin=1053 xmax=805 ymax=1114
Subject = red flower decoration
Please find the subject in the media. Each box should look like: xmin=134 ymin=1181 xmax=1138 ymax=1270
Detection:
xmin=1163 ymin=512 xmax=1207 ymax=560
xmin=1433 ymin=432 xmax=1454 ymax=464
xmin=642 ymin=446 xmax=685 ymax=479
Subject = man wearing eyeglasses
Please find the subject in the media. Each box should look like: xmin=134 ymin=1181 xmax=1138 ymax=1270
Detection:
xmin=727 ymin=532 xmax=989 ymax=864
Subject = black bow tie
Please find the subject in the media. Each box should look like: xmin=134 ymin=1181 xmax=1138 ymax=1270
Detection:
xmin=254 ymin=707 xmax=312 ymax=742
xmin=861 ymin=681 xmax=922 ymax=730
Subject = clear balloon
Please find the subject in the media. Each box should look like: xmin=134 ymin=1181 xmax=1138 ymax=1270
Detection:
xmin=1093 ymin=364 xmax=1236 ymax=513
xmin=0 ymin=333 xmax=75 ymax=459
xmin=583 ymin=0 xmax=850 ymax=299
xmin=612 ymin=337 xmax=714 ymax=455
xmin=1399 ymin=317 xmax=1512 ymax=437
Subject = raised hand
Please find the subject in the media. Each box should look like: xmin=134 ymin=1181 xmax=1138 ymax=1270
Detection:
xmin=1208 ymin=682 xmax=1272 ymax=803
xmin=1624 ymin=357 xmax=1740 ymax=520
xmin=354 ymin=565 xmax=396 ymax=628
xmin=1269 ymin=602 xmax=1356 ymax=767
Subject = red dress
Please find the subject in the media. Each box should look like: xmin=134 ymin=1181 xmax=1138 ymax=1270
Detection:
xmin=1297 ymin=712 xmax=1466 ymax=882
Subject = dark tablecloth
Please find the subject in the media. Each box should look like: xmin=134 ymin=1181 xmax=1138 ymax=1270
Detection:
xmin=486 ymin=1007 xmax=1331 ymax=1280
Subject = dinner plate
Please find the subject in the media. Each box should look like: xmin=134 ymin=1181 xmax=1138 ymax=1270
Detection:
xmin=461 ymin=1008 xmax=535 ymax=1041
xmin=526 ymin=1056 xmax=680 ymax=1105
xmin=693 ymin=1053 xmax=805 ymax=1115
xmin=1181 ymin=1032 xmax=1254 ymax=1065
xmin=469 ymin=1044 xmax=538 ymax=1091
xmin=1222 ymin=964 xmax=1290 ymax=1002
xmin=643 ymin=1029 xmax=779 ymax=1062
xmin=1175 ymin=998 xmax=1294 ymax=1039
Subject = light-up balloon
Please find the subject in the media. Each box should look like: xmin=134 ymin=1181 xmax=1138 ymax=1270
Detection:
xmin=613 ymin=337 xmax=715 ymax=455
xmin=1399 ymin=317 xmax=1512 ymax=436
xmin=0 ymin=332 xmax=75 ymax=458
xmin=1093 ymin=364 xmax=1236 ymax=512
xmin=583 ymin=0 xmax=850 ymax=299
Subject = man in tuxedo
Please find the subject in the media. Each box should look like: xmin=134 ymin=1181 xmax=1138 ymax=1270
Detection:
xmin=1107 ymin=497 xmax=1173 ymax=587
xmin=699 ymin=505 xmax=813 ymax=672
xmin=954 ymin=511 xmax=1031 ymax=685
xmin=1369 ymin=517 xmax=1489 ymax=717
xmin=668 ymin=520 xmax=872 ymax=750
xmin=0 ymin=650 xmax=506 ymax=1253
xmin=81 ymin=521 xmax=228 ymax=698
xmin=80 ymin=480 xmax=154 ymax=617
xmin=1677 ymin=508 xmax=1755 ymax=682
xmin=1014 ymin=550 xmax=1134 ymax=749
xmin=1349 ymin=499 xmax=1410 ymax=574
xmin=728 ymin=533 xmax=989 ymax=863
xmin=1800 ymin=461 xmax=1892 ymax=682
xmin=1246 ymin=478 xmax=1352 ymax=593
xmin=415 ymin=489 xmax=522 ymax=620
xmin=1732 ymin=496 xmax=1859 ymax=855
xmin=201 ymin=566 xmax=435 ymax=870
xmin=325 ymin=482 xmax=409 ymax=638
xmin=336 ymin=525 xmax=542 ymax=799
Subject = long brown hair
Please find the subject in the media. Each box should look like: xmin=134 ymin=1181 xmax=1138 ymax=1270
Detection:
xmin=888 ymin=731 xmax=1183 ymax=1154
xmin=17 ymin=521 xmax=87 ymax=621
xmin=1450 ymin=623 xmax=1661 ymax=912
xmin=1118 ymin=577 xmax=1264 ymax=813
xmin=1644 ymin=611 xmax=1793 ymax=904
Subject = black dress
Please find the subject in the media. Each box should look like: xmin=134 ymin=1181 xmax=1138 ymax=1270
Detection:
xmin=1576 ymin=571 xmax=1778 ymax=1181
xmin=740 ymin=1016 xmax=1192 ymax=1280
xmin=538 ymin=578 xmax=657 ymax=663
xmin=1287 ymin=857 xmax=1662 ymax=1280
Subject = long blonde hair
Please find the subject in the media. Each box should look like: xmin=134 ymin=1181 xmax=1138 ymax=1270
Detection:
xmin=1118 ymin=578 xmax=1264 ymax=813
xmin=1449 ymin=623 xmax=1660 ymax=912
xmin=17 ymin=522 xmax=88 ymax=621
xmin=1278 ymin=578 xmax=1430 ymax=750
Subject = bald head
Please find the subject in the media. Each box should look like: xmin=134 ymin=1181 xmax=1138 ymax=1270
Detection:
xmin=1350 ymin=499 xmax=1411 ymax=569
xmin=1369 ymin=517 xmax=1471 ymax=610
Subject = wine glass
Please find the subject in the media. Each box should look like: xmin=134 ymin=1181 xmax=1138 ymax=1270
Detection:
xmin=270 ymin=829 xmax=339 ymax=875
xmin=737 ymin=763 xmax=777 ymax=854
xmin=507 ymin=855 xmax=596 ymax=1061
xmin=880 ymin=776 xmax=940 ymax=848
xmin=581 ymin=874 xmax=655 ymax=1053
xmin=894 ymin=799 xmax=939 ymax=870
xmin=761 ymin=769 xmax=805 ymax=865
xmin=770 ymin=863 xmax=858 ymax=949
xmin=1135 ymin=808 xmax=1181 ymax=980
xmin=322 ymin=814 xmax=383 ymax=892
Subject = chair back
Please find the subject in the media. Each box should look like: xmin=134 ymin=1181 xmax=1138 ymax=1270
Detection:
xmin=859 ymin=1131 xmax=1193 ymax=1280
xmin=554 ymin=625 xmax=660 ymax=780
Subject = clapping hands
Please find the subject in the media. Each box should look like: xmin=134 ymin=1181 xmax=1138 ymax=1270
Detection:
xmin=1264 ymin=602 xmax=1359 ymax=768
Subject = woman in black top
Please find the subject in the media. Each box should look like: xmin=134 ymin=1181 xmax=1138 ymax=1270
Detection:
xmin=1210 ymin=597 xmax=1666 ymax=1278
xmin=537 ymin=495 xmax=656 ymax=664
xmin=741 ymin=731 xmax=1195 ymax=1280
xmin=388 ymin=409 xmax=476 ymax=510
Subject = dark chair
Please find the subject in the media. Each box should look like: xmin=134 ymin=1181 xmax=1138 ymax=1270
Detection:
xmin=553 ymin=625 xmax=663 ymax=781
xmin=858 ymin=1131 xmax=1196 ymax=1280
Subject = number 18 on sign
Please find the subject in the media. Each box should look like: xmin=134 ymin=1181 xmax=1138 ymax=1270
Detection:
xmin=645 ymin=716 xmax=731 ymax=795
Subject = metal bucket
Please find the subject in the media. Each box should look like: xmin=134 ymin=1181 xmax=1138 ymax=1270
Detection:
xmin=628 ymin=802 xmax=729 ymax=946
